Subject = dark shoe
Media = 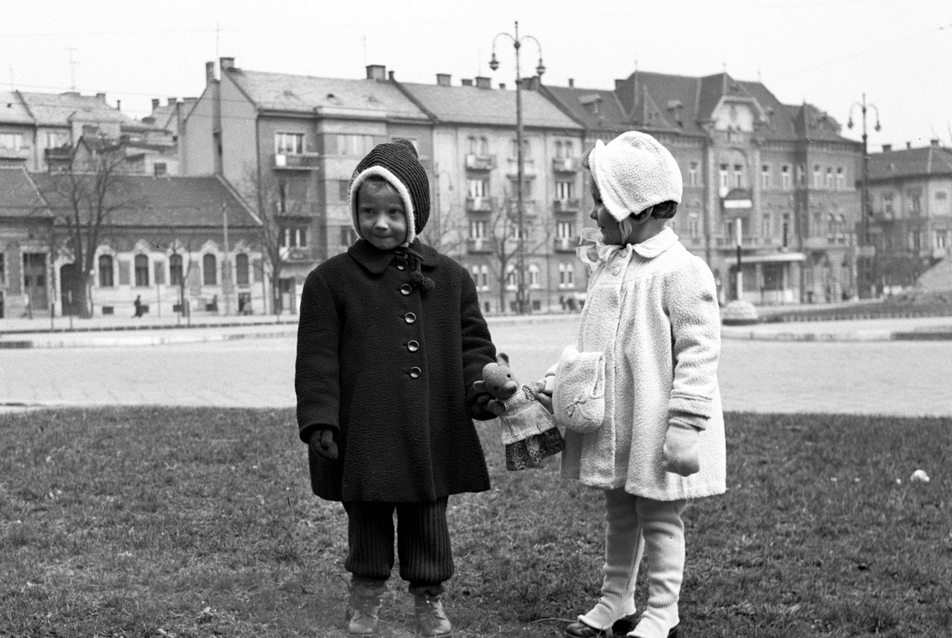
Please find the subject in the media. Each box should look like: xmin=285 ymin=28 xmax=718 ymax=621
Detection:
xmin=413 ymin=593 xmax=452 ymax=637
xmin=346 ymin=580 xmax=385 ymax=636
xmin=564 ymin=615 xmax=638 ymax=638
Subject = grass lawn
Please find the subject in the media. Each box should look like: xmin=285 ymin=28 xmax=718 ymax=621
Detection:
xmin=1 ymin=407 xmax=949 ymax=638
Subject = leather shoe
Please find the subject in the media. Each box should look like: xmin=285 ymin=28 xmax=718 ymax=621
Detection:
xmin=563 ymin=615 xmax=640 ymax=638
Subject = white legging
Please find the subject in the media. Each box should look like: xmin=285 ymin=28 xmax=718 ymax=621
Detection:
xmin=580 ymin=488 xmax=686 ymax=638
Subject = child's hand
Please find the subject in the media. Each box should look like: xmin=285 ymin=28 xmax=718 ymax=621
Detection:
xmin=310 ymin=428 xmax=339 ymax=460
xmin=468 ymin=380 xmax=507 ymax=419
xmin=534 ymin=373 xmax=556 ymax=413
xmin=662 ymin=420 xmax=700 ymax=476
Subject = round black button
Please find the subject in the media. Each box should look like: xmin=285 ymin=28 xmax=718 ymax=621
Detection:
xmin=409 ymin=367 xmax=421 ymax=379
xmin=407 ymin=340 xmax=420 ymax=352
xmin=400 ymin=284 xmax=412 ymax=295
xmin=404 ymin=312 xmax=416 ymax=324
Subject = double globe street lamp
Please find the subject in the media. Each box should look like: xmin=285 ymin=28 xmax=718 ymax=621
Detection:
xmin=848 ymin=94 xmax=881 ymax=297
xmin=489 ymin=21 xmax=545 ymax=314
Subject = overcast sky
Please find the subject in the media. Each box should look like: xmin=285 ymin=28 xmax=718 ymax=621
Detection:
xmin=3 ymin=0 xmax=949 ymax=151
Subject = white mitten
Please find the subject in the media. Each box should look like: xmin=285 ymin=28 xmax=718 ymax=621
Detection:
xmin=662 ymin=419 xmax=701 ymax=476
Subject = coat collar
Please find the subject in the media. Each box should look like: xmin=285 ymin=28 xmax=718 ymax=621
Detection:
xmin=348 ymin=239 xmax=440 ymax=275
xmin=632 ymin=226 xmax=679 ymax=259
xmin=578 ymin=226 xmax=680 ymax=267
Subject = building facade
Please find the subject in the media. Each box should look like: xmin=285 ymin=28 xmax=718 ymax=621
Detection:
xmin=864 ymin=141 xmax=952 ymax=295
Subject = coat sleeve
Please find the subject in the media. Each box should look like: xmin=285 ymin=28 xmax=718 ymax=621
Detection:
xmin=458 ymin=267 xmax=498 ymax=418
xmin=664 ymin=257 xmax=721 ymax=423
xmin=295 ymin=269 xmax=342 ymax=442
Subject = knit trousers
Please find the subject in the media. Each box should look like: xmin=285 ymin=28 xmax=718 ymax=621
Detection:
xmin=342 ymin=498 xmax=453 ymax=597
xmin=580 ymin=488 xmax=686 ymax=638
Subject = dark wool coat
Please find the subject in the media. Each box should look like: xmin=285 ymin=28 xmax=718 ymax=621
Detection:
xmin=295 ymin=239 xmax=496 ymax=503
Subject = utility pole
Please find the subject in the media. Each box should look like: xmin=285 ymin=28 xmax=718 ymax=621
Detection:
xmin=222 ymin=203 xmax=232 ymax=316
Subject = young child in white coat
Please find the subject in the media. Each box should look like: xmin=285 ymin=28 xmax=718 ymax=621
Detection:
xmin=542 ymin=131 xmax=726 ymax=638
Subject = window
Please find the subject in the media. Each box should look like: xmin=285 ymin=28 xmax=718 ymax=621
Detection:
xmin=688 ymin=162 xmax=699 ymax=187
xmin=468 ymin=136 xmax=477 ymax=153
xmin=275 ymin=132 xmax=304 ymax=155
xmin=883 ymin=193 xmax=894 ymax=216
xmin=339 ymin=180 xmax=351 ymax=201
xmin=781 ymin=165 xmax=791 ymax=190
xmin=689 ymin=214 xmax=700 ymax=238
xmin=98 ymin=255 xmax=114 ymax=287
xmin=557 ymin=221 xmax=575 ymax=240
xmin=558 ymin=262 xmax=574 ymax=288
xmin=281 ymin=227 xmax=307 ymax=248
xmin=719 ymin=164 xmax=729 ymax=190
xmin=762 ymin=214 xmax=771 ymax=239
xmin=827 ymin=214 xmax=837 ymax=242
xmin=154 ymin=261 xmax=165 ymax=285
xmin=937 ymin=230 xmax=948 ymax=249
xmin=813 ymin=165 xmax=822 ymax=188
xmin=469 ymin=219 xmax=487 ymax=239
xmin=170 ymin=254 xmax=183 ymax=286
xmin=479 ymin=137 xmax=489 ymax=155
xmin=134 ymin=254 xmax=149 ymax=287
xmin=836 ymin=167 xmax=845 ymax=190
xmin=467 ymin=178 xmax=489 ymax=198
xmin=203 ymin=254 xmax=217 ymax=286
xmin=340 ymin=226 xmax=357 ymax=246
xmin=509 ymin=137 xmax=530 ymax=158
xmin=555 ymin=141 xmax=563 ymax=159
xmin=46 ymin=130 xmax=68 ymax=148
xmin=0 ymin=132 xmax=24 ymax=151
xmin=505 ymin=265 xmax=517 ymax=290
xmin=470 ymin=265 xmax=489 ymax=291
xmin=733 ymin=164 xmax=743 ymax=188
xmin=528 ymin=264 xmax=540 ymax=288
xmin=911 ymin=193 xmax=922 ymax=215
xmin=235 ymin=253 xmax=249 ymax=286
xmin=782 ymin=214 xmax=790 ymax=247
xmin=826 ymin=168 xmax=834 ymax=189
xmin=154 ymin=162 xmax=167 ymax=177
xmin=334 ymin=134 xmax=375 ymax=156
xmin=936 ymin=191 xmax=949 ymax=215
xmin=761 ymin=164 xmax=770 ymax=189
xmin=556 ymin=180 xmax=575 ymax=200
xmin=0 ymin=253 xmax=4 ymax=284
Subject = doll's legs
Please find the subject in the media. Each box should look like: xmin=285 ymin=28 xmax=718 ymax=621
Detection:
xmin=395 ymin=498 xmax=454 ymax=596
xmin=578 ymin=487 xmax=645 ymax=630
xmin=629 ymin=497 xmax=686 ymax=638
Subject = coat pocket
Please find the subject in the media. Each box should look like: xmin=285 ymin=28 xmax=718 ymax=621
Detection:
xmin=553 ymin=344 xmax=606 ymax=433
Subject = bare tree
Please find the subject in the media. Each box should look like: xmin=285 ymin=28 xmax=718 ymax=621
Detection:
xmin=37 ymin=137 xmax=134 ymax=318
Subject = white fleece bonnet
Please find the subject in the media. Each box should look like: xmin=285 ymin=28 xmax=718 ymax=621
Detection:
xmin=588 ymin=131 xmax=683 ymax=222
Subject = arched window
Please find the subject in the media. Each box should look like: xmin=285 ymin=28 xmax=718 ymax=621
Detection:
xmin=528 ymin=264 xmax=540 ymax=288
xmin=203 ymin=254 xmax=217 ymax=286
xmin=169 ymin=254 xmax=183 ymax=286
xmin=235 ymin=253 xmax=249 ymax=286
xmin=98 ymin=254 xmax=114 ymax=287
xmin=134 ymin=254 xmax=149 ymax=287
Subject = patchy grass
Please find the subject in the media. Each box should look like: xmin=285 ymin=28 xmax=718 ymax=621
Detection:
xmin=0 ymin=408 xmax=949 ymax=637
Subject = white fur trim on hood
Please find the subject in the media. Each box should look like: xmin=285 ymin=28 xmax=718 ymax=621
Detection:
xmin=348 ymin=165 xmax=417 ymax=244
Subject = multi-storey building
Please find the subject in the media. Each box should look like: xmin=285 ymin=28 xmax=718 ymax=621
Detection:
xmin=865 ymin=140 xmax=952 ymax=295
xmin=540 ymin=71 xmax=863 ymax=304
xmin=182 ymin=59 xmax=432 ymax=312
xmin=0 ymin=167 xmax=53 ymax=319
xmin=396 ymin=72 xmax=585 ymax=314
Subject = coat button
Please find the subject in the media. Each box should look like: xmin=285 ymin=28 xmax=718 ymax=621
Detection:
xmin=396 ymin=263 xmax=406 ymax=271
xmin=400 ymin=284 xmax=412 ymax=295
xmin=407 ymin=340 xmax=420 ymax=352
xmin=404 ymin=312 xmax=416 ymax=324
xmin=612 ymin=265 xmax=621 ymax=276
xmin=409 ymin=366 xmax=421 ymax=379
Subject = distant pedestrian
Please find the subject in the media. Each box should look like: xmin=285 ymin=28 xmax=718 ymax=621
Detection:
xmin=295 ymin=139 xmax=502 ymax=637
xmin=132 ymin=295 xmax=143 ymax=318
xmin=538 ymin=131 xmax=726 ymax=638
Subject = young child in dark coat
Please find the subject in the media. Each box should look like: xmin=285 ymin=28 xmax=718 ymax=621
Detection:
xmin=295 ymin=139 xmax=500 ymax=637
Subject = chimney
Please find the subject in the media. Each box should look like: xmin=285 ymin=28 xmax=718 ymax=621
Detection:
xmin=882 ymin=144 xmax=892 ymax=153
xmin=499 ymin=83 xmax=506 ymax=90
xmin=475 ymin=76 xmax=491 ymax=89
xmin=931 ymin=138 xmax=940 ymax=147
xmin=907 ymin=142 xmax=912 ymax=149
xmin=388 ymin=70 xmax=395 ymax=81
xmin=96 ymin=92 xmax=106 ymax=101
xmin=168 ymin=97 xmax=177 ymax=106
xmin=461 ymin=79 xmax=473 ymax=86
xmin=366 ymin=64 xmax=386 ymax=81
xmin=436 ymin=73 xmax=451 ymax=87
xmin=206 ymin=61 xmax=216 ymax=84
xmin=568 ymin=78 xmax=574 ymax=88
xmin=152 ymin=98 xmax=160 ymax=111
xmin=116 ymin=99 xmax=121 ymax=111
xmin=220 ymin=57 xmax=235 ymax=72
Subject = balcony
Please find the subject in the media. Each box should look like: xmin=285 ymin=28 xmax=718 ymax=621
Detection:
xmin=283 ymin=246 xmax=314 ymax=262
xmin=274 ymin=153 xmax=321 ymax=170
xmin=465 ymin=154 xmax=496 ymax=171
xmin=554 ymin=236 xmax=579 ymax=253
xmin=505 ymin=199 xmax=539 ymax=218
xmin=466 ymin=238 xmax=493 ymax=254
xmin=553 ymin=198 xmax=581 ymax=214
xmin=44 ymin=145 xmax=72 ymax=162
xmin=466 ymin=196 xmax=496 ymax=213
xmin=552 ymin=157 xmax=580 ymax=173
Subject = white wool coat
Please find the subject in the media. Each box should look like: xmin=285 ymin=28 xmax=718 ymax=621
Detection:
xmin=560 ymin=227 xmax=726 ymax=501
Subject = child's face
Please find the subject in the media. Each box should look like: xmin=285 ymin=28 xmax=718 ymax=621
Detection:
xmin=357 ymin=180 xmax=408 ymax=251
xmin=589 ymin=175 xmax=624 ymax=245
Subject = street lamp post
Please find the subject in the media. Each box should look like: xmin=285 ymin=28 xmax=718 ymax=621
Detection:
xmin=848 ymin=94 xmax=881 ymax=298
xmin=489 ymin=21 xmax=545 ymax=314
